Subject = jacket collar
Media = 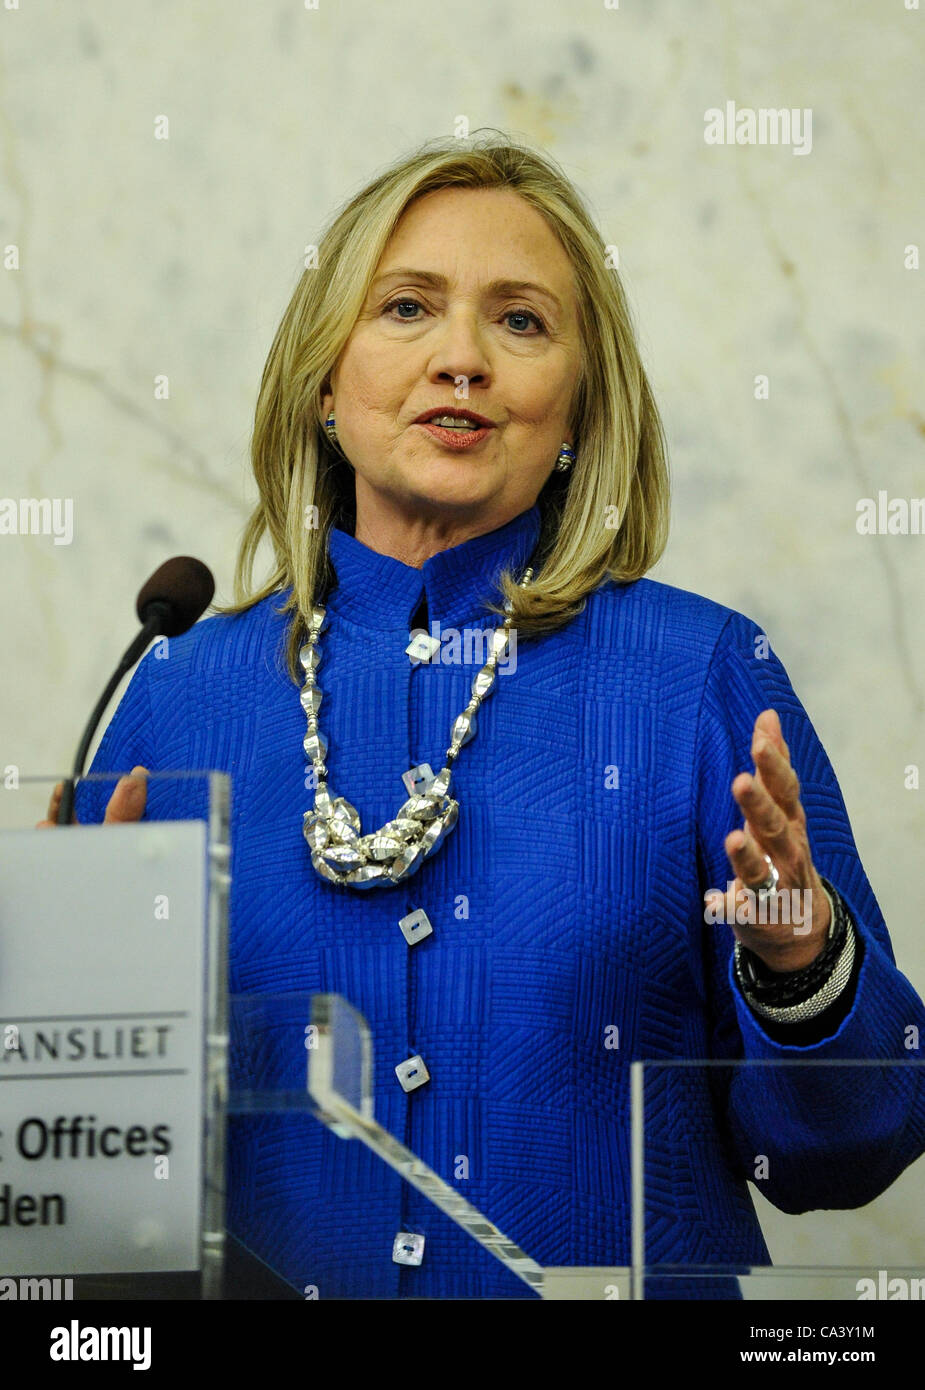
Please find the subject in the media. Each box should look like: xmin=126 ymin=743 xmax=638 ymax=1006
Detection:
xmin=324 ymin=503 xmax=542 ymax=632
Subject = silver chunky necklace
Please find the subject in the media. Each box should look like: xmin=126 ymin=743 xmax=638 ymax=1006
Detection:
xmin=301 ymin=563 xmax=536 ymax=890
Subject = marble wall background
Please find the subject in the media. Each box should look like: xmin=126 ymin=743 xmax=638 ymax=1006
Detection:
xmin=1 ymin=0 xmax=922 ymax=1286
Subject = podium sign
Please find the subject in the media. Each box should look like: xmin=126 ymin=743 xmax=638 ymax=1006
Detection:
xmin=0 ymin=774 xmax=229 ymax=1289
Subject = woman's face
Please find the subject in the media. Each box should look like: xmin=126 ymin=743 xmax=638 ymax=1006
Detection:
xmin=322 ymin=186 xmax=582 ymax=533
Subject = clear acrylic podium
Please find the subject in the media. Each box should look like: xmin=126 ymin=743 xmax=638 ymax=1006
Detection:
xmin=4 ymin=776 xmax=921 ymax=1299
xmin=228 ymin=991 xmax=925 ymax=1300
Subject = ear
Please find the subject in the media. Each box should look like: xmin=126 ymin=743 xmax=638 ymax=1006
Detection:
xmin=320 ymin=377 xmax=334 ymax=421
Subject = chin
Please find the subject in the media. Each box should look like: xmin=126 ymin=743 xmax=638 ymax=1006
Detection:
xmin=400 ymin=466 xmax=497 ymax=507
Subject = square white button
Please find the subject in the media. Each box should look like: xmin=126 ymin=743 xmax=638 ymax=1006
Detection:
xmin=399 ymin=908 xmax=433 ymax=946
xmin=406 ymin=632 xmax=440 ymax=663
xmin=392 ymin=1232 xmax=425 ymax=1266
xmin=395 ymin=1055 xmax=430 ymax=1092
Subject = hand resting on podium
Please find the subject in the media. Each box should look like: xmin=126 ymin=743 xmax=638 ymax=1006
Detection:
xmin=35 ymin=767 xmax=149 ymax=828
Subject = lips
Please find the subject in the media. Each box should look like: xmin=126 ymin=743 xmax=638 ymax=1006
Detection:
xmin=413 ymin=407 xmax=496 ymax=430
xmin=414 ymin=413 xmax=496 ymax=451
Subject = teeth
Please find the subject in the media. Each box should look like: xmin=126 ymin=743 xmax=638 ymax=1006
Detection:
xmin=429 ymin=416 xmax=481 ymax=429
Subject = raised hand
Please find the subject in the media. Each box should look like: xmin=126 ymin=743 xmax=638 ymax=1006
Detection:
xmin=704 ymin=709 xmax=831 ymax=973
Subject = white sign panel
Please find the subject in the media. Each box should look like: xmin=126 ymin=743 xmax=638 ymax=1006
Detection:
xmin=0 ymin=822 xmax=207 ymax=1275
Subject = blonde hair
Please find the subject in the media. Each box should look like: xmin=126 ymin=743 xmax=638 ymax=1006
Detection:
xmin=215 ymin=131 xmax=670 ymax=683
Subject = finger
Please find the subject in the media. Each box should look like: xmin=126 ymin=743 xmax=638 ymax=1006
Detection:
xmin=755 ymin=707 xmax=783 ymax=746
xmin=723 ymin=824 xmax=774 ymax=889
xmin=744 ymin=712 xmax=782 ymax=801
xmin=38 ymin=781 xmax=77 ymax=827
xmin=732 ymin=771 xmax=794 ymax=858
xmin=752 ymin=734 xmax=803 ymax=819
xmin=103 ymin=766 xmax=148 ymax=824
xmin=45 ymin=780 xmax=63 ymax=820
xmin=754 ymin=707 xmax=792 ymax=767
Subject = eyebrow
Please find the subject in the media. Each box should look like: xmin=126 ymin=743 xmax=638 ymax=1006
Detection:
xmin=369 ymin=268 xmax=564 ymax=314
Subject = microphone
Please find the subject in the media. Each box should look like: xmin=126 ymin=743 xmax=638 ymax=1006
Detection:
xmin=56 ymin=557 xmax=215 ymax=825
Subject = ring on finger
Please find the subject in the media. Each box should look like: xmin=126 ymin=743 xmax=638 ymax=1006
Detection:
xmin=745 ymin=852 xmax=779 ymax=903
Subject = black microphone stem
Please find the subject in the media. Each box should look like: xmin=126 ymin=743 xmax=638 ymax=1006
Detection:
xmin=56 ymin=607 xmax=167 ymax=826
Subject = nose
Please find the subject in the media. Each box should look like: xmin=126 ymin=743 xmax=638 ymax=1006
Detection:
xmin=424 ymin=307 xmax=491 ymax=391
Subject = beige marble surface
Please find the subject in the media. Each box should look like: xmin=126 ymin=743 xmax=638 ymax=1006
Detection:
xmin=1 ymin=0 xmax=922 ymax=1282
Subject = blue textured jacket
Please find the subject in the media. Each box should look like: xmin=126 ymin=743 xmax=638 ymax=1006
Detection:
xmin=75 ymin=503 xmax=925 ymax=1299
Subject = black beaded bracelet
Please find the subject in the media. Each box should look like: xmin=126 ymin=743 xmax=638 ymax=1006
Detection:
xmin=734 ymin=877 xmax=850 ymax=1009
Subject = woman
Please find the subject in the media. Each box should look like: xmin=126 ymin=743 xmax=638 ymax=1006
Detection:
xmin=62 ymin=135 xmax=925 ymax=1299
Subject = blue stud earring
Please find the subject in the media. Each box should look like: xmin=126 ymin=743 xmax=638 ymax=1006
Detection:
xmin=324 ymin=411 xmax=338 ymax=442
xmin=555 ymin=442 xmax=575 ymax=473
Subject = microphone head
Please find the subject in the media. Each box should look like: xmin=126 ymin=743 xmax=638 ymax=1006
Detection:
xmin=136 ymin=556 xmax=215 ymax=637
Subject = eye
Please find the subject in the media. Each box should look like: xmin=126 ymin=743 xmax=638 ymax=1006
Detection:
xmin=380 ymin=296 xmax=547 ymax=335
xmin=382 ymin=296 xmax=425 ymax=320
xmin=505 ymin=308 xmax=546 ymax=335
